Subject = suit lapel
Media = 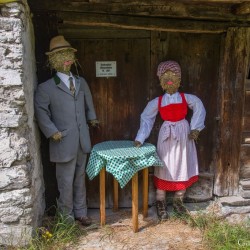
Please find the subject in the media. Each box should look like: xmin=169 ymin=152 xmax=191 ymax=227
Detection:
xmin=54 ymin=75 xmax=73 ymax=96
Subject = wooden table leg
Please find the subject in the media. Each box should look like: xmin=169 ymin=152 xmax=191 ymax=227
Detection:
xmin=132 ymin=172 xmax=138 ymax=233
xmin=142 ymin=168 xmax=149 ymax=218
xmin=113 ymin=178 xmax=119 ymax=212
xmin=100 ymin=167 xmax=106 ymax=226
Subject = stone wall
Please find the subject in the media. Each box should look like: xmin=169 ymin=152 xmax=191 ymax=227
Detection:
xmin=0 ymin=0 xmax=44 ymax=246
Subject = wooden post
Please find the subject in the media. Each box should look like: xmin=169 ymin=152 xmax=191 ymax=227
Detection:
xmin=142 ymin=168 xmax=149 ymax=218
xmin=113 ymin=178 xmax=119 ymax=211
xmin=100 ymin=167 xmax=106 ymax=226
xmin=214 ymin=27 xmax=250 ymax=196
xmin=132 ymin=172 xmax=138 ymax=233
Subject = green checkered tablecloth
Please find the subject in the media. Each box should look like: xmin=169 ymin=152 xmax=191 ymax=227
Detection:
xmin=86 ymin=140 xmax=163 ymax=188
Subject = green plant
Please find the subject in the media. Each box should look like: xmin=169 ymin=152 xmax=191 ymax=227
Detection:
xmin=177 ymin=211 xmax=250 ymax=250
xmin=204 ymin=219 xmax=250 ymax=250
xmin=24 ymin=213 xmax=88 ymax=250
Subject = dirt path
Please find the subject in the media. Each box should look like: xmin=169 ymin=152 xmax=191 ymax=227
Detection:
xmin=68 ymin=207 xmax=206 ymax=250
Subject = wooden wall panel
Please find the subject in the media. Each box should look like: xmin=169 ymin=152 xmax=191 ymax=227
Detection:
xmin=148 ymin=32 xmax=221 ymax=174
xmin=69 ymin=36 xmax=150 ymax=207
xmin=71 ymin=38 xmax=150 ymax=143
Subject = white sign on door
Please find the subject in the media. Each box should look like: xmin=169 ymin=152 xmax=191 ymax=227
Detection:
xmin=96 ymin=61 xmax=117 ymax=77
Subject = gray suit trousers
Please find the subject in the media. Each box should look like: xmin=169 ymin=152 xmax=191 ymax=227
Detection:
xmin=56 ymin=144 xmax=87 ymax=219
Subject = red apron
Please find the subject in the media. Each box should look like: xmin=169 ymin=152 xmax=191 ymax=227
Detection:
xmin=158 ymin=92 xmax=187 ymax=122
xmin=154 ymin=93 xmax=198 ymax=191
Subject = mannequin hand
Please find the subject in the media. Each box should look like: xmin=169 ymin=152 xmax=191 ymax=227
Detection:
xmin=134 ymin=141 xmax=142 ymax=147
xmin=51 ymin=131 xmax=62 ymax=142
xmin=89 ymin=119 xmax=100 ymax=128
xmin=188 ymin=129 xmax=200 ymax=141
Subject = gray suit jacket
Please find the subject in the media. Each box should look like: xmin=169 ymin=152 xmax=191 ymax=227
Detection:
xmin=34 ymin=74 xmax=97 ymax=163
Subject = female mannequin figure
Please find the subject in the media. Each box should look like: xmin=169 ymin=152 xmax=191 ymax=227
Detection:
xmin=134 ymin=61 xmax=206 ymax=220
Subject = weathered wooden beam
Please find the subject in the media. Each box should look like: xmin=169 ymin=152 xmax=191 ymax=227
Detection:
xmin=235 ymin=2 xmax=250 ymax=15
xmin=214 ymin=27 xmax=250 ymax=196
xmin=57 ymin=12 xmax=229 ymax=34
xmin=88 ymin=0 xmax=245 ymax=3
xmin=58 ymin=26 xmax=150 ymax=39
xmin=28 ymin=0 xmax=250 ymax=23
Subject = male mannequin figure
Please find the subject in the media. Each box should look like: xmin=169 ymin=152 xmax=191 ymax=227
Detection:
xmin=35 ymin=35 xmax=99 ymax=225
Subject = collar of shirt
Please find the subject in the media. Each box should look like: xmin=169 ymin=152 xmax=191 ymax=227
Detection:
xmin=162 ymin=92 xmax=181 ymax=105
xmin=56 ymin=72 xmax=75 ymax=89
xmin=164 ymin=91 xmax=179 ymax=98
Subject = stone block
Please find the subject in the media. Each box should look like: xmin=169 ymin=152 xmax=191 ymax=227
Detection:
xmin=240 ymin=145 xmax=250 ymax=179
xmin=221 ymin=205 xmax=250 ymax=217
xmin=2 ymin=2 xmax=26 ymax=18
xmin=0 ymin=69 xmax=23 ymax=86
xmin=225 ymin=213 xmax=250 ymax=224
xmin=0 ymin=111 xmax=27 ymax=128
xmin=0 ymin=165 xmax=30 ymax=190
xmin=219 ymin=196 xmax=250 ymax=206
xmin=20 ymin=208 xmax=33 ymax=224
xmin=0 ymin=18 xmax=22 ymax=43
xmin=0 ymin=18 xmax=15 ymax=31
xmin=0 ymin=206 xmax=23 ymax=223
xmin=240 ymin=189 xmax=250 ymax=199
xmin=0 ymin=134 xmax=17 ymax=168
xmin=185 ymin=172 xmax=214 ymax=201
xmin=0 ymin=87 xmax=25 ymax=107
xmin=0 ymin=224 xmax=32 ymax=246
xmin=0 ymin=189 xmax=32 ymax=208
xmin=0 ymin=44 xmax=23 ymax=69
xmin=10 ymin=131 xmax=29 ymax=151
xmin=240 ymin=179 xmax=250 ymax=190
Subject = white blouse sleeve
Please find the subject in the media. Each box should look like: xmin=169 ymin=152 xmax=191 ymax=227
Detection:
xmin=184 ymin=94 xmax=206 ymax=131
xmin=135 ymin=97 xmax=159 ymax=144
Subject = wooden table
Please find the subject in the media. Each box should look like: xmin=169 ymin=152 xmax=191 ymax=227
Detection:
xmin=99 ymin=167 xmax=149 ymax=232
xmin=86 ymin=140 xmax=163 ymax=232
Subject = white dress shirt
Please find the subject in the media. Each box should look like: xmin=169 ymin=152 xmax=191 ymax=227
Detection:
xmin=57 ymin=72 xmax=75 ymax=89
xmin=135 ymin=92 xmax=206 ymax=144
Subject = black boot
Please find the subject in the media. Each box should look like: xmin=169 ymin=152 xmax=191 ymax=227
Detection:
xmin=173 ymin=198 xmax=189 ymax=217
xmin=156 ymin=201 xmax=169 ymax=221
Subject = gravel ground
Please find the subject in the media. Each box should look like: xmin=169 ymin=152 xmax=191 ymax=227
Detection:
xmin=67 ymin=206 xmax=207 ymax=250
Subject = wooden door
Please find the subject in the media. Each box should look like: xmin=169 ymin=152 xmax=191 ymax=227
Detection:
xmin=69 ymin=36 xmax=151 ymax=207
xmin=67 ymin=30 xmax=222 ymax=206
xmin=35 ymin=21 xmax=221 ymax=209
xmin=147 ymin=32 xmax=221 ymax=201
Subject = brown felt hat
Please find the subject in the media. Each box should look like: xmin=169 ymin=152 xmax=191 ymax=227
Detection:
xmin=45 ymin=35 xmax=77 ymax=55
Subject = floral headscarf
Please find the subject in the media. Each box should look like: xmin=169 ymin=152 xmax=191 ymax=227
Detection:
xmin=156 ymin=61 xmax=181 ymax=79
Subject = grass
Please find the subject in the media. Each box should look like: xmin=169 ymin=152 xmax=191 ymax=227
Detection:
xmin=23 ymin=212 xmax=88 ymax=250
xmin=178 ymin=211 xmax=250 ymax=250
xmin=27 ymin=209 xmax=249 ymax=250
xmin=2 ymin=207 xmax=250 ymax=249
xmin=204 ymin=218 xmax=250 ymax=250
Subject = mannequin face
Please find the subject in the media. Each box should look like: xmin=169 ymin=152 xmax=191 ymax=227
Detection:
xmin=159 ymin=70 xmax=181 ymax=95
xmin=48 ymin=49 xmax=76 ymax=74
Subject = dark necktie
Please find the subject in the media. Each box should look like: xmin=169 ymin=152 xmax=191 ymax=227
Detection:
xmin=69 ymin=77 xmax=75 ymax=95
